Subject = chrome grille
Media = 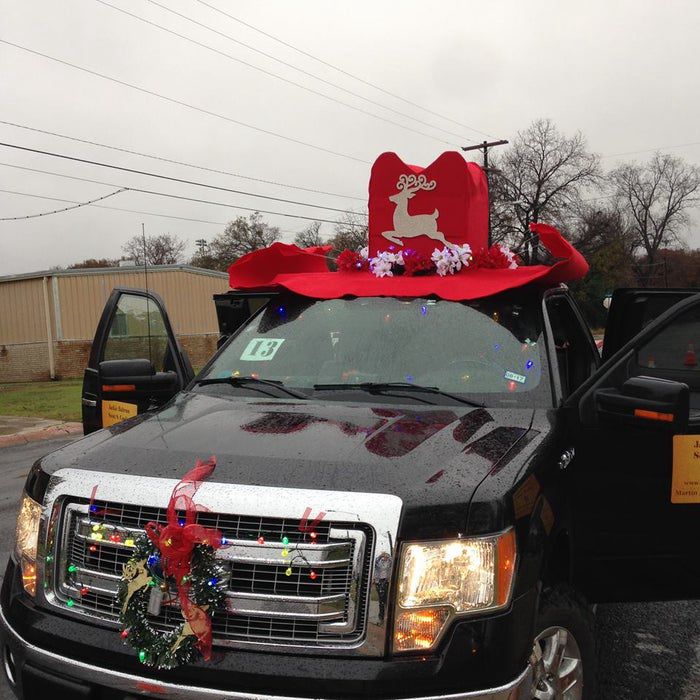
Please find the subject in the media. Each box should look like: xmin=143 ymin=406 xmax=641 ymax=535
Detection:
xmin=53 ymin=500 xmax=372 ymax=648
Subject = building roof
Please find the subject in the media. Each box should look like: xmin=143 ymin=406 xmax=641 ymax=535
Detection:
xmin=0 ymin=264 xmax=228 ymax=284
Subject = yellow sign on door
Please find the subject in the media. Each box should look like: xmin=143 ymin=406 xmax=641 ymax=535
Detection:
xmin=101 ymin=400 xmax=138 ymax=428
xmin=671 ymin=435 xmax=700 ymax=504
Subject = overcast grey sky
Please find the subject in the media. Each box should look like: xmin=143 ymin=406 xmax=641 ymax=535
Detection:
xmin=1 ymin=0 xmax=698 ymax=275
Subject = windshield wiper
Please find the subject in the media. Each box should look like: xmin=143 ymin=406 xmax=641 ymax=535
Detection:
xmin=313 ymin=382 xmax=484 ymax=408
xmin=195 ymin=376 xmax=308 ymax=400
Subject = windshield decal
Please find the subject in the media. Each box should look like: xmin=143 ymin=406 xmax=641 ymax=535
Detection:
xmin=504 ymin=370 xmax=527 ymax=384
xmin=240 ymin=338 xmax=285 ymax=361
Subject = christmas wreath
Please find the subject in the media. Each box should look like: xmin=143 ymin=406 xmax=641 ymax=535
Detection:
xmin=118 ymin=457 xmax=226 ymax=669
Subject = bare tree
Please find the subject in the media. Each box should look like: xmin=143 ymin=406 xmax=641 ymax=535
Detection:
xmin=609 ymin=152 xmax=700 ymax=276
xmin=490 ymin=119 xmax=601 ymax=262
xmin=569 ymin=203 xmax=636 ymax=259
xmin=329 ymin=210 xmax=368 ymax=253
xmin=205 ymin=213 xmax=279 ymax=270
xmin=294 ymin=221 xmax=326 ymax=248
xmin=122 ymin=233 xmax=187 ymax=265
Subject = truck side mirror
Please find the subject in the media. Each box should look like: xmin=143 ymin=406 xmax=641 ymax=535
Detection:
xmin=595 ymin=376 xmax=689 ymax=431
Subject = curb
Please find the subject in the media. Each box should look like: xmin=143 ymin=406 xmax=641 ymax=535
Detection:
xmin=0 ymin=423 xmax=83 ymax=448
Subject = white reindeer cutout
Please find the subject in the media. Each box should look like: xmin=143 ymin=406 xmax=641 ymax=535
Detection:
xmin=382 ymin=174 xmax=450 ymax=247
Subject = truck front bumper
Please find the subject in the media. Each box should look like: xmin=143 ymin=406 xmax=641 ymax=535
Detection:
xmin=0 ymin=602 xmax=532 ymax=700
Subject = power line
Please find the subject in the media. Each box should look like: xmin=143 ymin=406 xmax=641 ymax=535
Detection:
xmin=194 ymin=0 xmax=492 ymax=138
xmin=0 ymin=188 xmax=300 ymax=235
xmin=94 ymin=0 xmax=459 ymax=146
xmin=140 ymin=0 xmax=473 ymax=143
xmin=0 ymin=187 xmax=127 ymax=220
xmin=0 ymin=188 xmax=223 ymax=224
xmin=0 ymin=38 xmax=370 ymax=165
xmin=601 ymin=141 xmax=700 ymax=159
xmin=0 ymin=120 xmax=364 ymax=201
xmin=0 ymin=141 xmax=367 ymax=217
xmin=0 ymin=163 xmax=367 ymax=227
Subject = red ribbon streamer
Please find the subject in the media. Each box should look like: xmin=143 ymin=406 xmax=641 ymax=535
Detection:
xmin=145 ymin=456 xmax=222 ymax=660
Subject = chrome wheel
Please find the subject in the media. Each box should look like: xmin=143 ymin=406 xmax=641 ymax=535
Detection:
xmin=530 ymin=626 xmax=584 ymax=699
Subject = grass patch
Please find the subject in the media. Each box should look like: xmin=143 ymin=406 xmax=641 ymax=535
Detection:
xmin=0 ymin=379 xmax=82 ymax=422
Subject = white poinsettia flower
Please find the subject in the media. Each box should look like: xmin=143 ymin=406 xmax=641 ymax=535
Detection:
xmin=453 ymin=244 xmax=472 ymax=268
xmin=369 ymin=252 xmax=394 ymax=277
xmin=431 ymin=247 xmax=454 ymax=276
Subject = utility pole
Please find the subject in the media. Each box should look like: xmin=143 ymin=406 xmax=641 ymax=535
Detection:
xmin=461 ymin=140 xmax=509 ymax=246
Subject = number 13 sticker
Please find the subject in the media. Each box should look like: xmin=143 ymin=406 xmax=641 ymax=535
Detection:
xmin=240 ymin=338 xmax=285 ymax=361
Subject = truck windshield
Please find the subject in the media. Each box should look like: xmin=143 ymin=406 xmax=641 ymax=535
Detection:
xmin=201 ymin=293 xmax=551 ymax=408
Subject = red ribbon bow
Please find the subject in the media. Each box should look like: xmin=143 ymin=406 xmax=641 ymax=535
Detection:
xmin=145 ymin=456 xmax=222 ymax=660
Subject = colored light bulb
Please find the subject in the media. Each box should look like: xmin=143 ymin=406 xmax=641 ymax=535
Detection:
xmin=68 ymin=564 xmax=77 ymax=573
xmin=45 ymin=555 xmax=53 ymax=562
xmin=309 ymin=570 xmax=317 ymax=581
xmin=125 ymin=538 xmax=135 ymax=547
xmin=310 ymin=532 xmax=317 ymax=541
xmin=148 ymin=580 xmax=156 ymax=587
xmin=257 ymin=536 xmax=265 ymax=545
xmin=92 ymin=524 xmax=100 ymax=532
xmin=89 ymin=505 xmax=99 ymax=513
xmin=120 ymin=629 xmax=129 ymax=639
xmin=66 ymin=598 xmax=75 ymax=608
xmin=281 ymin=536 xmax=289 ymax=546
xmin=91 ymin=533 xmax=103 ymax=541
xmin=89 ymin=545 xmax=97 ymax=553
xmin=285 ymin=567 xmax=292 ymax=577
xmin=147 ymin=555 xmax=159 ymax=567
xmin=80 ymin=587 xmax=89 ymax=596
xmin=208 ymin=578 xmax=217 ymax=587
xmin=139 ymin=650 xmax=147 ymax=663
xmin=281 ymin=548 xmax=289 ymax=557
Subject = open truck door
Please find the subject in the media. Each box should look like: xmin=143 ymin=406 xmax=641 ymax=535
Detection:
xmin=81 ymin=288 xmax=194 ymax=434
xmin=568 ymin=290 xmax=700 ymax=602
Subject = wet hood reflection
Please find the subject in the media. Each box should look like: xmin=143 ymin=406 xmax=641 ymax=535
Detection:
xmin=39 ymin=392 xmax=539 ymax=510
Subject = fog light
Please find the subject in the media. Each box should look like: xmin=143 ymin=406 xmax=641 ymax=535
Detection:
xmin=393 ymin=607 xmax=450 ymax=652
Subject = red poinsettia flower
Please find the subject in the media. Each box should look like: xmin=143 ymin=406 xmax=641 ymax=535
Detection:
xmin=472 ymin=244 xmax=520 ymax=269
xmin=336 ymin=249 xmax=367 ymax=272
xmin=402 ymin=249 xmax=434 ymax=276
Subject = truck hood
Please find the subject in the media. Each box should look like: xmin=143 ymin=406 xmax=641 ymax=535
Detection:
xmin=38 ymin=392 xmax=538 ymax=535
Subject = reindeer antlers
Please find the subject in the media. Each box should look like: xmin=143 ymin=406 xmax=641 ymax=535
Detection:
xmin=396 ymin=173 xmax=436 ymax=192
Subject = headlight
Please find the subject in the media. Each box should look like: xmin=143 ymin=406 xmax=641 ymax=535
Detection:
xmin=15 ymin=493 xmax=42 ymax=597
xmin=393 ymin=530 xmax=516 ymax=652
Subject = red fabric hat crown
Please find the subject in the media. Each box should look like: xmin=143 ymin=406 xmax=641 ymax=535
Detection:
xmin=368 ymin=151 xmax=488 ymax=256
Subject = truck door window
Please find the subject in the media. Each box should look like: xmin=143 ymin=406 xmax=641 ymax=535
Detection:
xmin=545 ymin=296 xmax=597 ymax=398
xmin=636 ymin=305 xmax=700 ymax=374
xmin=102 ymin=293 xmax=171 ymax=372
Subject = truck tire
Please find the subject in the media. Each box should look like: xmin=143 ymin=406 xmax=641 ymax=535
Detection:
xmin=529 ymin=585 xmax=597 ymax=700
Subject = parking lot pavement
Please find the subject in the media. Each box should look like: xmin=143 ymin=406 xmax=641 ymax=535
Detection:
xmin=0 ymin=437 xmax=698 ymax=699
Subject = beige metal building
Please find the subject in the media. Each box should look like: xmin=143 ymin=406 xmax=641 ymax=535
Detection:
xmin=0 ymin=265 xmax=228 ymax=383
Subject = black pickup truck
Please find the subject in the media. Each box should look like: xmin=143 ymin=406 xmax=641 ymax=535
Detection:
xmin=2 ymin=284 xmax=699 ymax=700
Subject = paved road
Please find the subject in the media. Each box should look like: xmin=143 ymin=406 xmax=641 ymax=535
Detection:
xmin=0 ymin=438 xmax=698 ymax=699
